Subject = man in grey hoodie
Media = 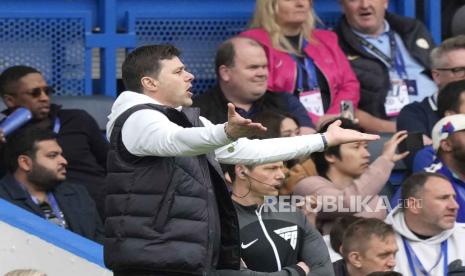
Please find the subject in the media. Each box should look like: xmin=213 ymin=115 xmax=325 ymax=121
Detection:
xmin=386 ymin=172 xmax=465 ymax=275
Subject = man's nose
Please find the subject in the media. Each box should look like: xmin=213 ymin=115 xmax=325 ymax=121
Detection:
xmin=185 ymin=71 xmax=195 ymax=81
xmin=59 ymin=155 xmax=68 ymax=166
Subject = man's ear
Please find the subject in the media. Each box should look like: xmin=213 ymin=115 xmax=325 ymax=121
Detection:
xmin=444 ymin=110 xmax=457 ymax=116
xmin=141 ymin=76 xmax=158 ymax=92
xmin=236 ymin=164 xmax=248 ymax=180
xmin=218 ymin=65 xmax=231 ymax=82
xmin=431 ymin=69 xmax=441 ymax=86
xmin=17 ymin=155 xmax=33 ymax=172
xmin=325 ymin=153 xmax=337 ymax=164
xmin=347 ymin=251 xmax=362 ymax=268
xmin=440 ymin=138 xmax=453 ymax=152
xmin=2 ymin=94 xmax=18 ymax=109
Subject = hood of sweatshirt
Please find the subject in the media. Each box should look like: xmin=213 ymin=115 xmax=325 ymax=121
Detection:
xmin=386 ymin=206 xmax=455 ymax=244
xmin=106 ymin=91 xmax=182 ymax=140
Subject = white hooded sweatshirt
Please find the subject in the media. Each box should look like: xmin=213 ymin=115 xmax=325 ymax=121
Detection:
xmin=386 ymin=206 xmax=465 ymax=275
xmin=106 ymin=91 xmax=325 ymax=164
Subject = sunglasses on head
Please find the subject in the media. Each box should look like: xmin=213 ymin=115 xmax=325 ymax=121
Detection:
xmin=24 ymin=86 xmax=54 ymax=98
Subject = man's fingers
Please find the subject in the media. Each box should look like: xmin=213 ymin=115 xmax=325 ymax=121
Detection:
xmin=330 ymin=119 xmax=342 ymax=128
xmin=394 ymin=151 xmax=410 ymax=161
xmin=359 ymin=133 xmax=380 ymax=141
xmin=246 ymin=122 xmax=267 ymax=132
xmin=227 ymin=103 xmax=236 ymax=118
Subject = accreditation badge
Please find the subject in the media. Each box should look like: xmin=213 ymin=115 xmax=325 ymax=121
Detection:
xmin=385 ymin=79 xmax=409 ymax=117
xmin=299 ymin=89 xmax=324 ymax=116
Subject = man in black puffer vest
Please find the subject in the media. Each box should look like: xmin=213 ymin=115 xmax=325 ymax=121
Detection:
xmin=104 ymin=44 xmax=380 ymax=275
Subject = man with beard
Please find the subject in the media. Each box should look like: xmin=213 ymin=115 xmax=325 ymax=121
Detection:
xmin=421 ymin=114 xmax=465 ymax=222
xmin=0 ymin=126 xmax=103 ymax=243
xmin=0 ymin=65 xmax=109 ymax=219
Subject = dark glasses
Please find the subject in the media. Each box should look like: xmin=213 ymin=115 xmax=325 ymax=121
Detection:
xmin=23 ymin=86 xmax=54 ymax=98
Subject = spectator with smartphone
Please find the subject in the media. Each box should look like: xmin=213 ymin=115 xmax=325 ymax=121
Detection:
xmin=294 ymin=118 xmax=408 ymax=235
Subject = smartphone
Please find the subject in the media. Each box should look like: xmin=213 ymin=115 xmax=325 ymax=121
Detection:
xmin=340 ymin=100 xmax=354 ymax=120
xmin=398 ymin=132 xmax=424 ymax=154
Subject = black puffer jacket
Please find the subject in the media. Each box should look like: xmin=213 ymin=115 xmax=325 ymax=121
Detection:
xmin=335 ymin=12 xmax=435 ymax=118
xmin=104 ymin=104 xmax=240 ymax=275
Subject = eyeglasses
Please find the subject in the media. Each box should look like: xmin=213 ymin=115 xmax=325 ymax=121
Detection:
xmin=22 ymin=86 xmax=54 ymax=98
xmin=435 ymin=66 xmax=465 ymax=78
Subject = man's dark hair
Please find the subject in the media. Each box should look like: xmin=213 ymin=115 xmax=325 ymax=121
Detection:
xmin=221 ymin=163 xmax=256 ymax=185
xmin=2 ymin=125 xmax=57 ymax=173
xmin=215 ymin=40 xmax=235 ymax=78
xmin=330 ymin=215 xmax=362 ymax=254
xmin=399 ymin=172 xmax=449 ymax=205
xmin=0 ymin=65 xmax=41 ymax=97
xmin=122 ymin=44 xmax=181 ymax=92
xmin=215 ymin=37 xmax=263 ymax=78
xmin=341 ymin=218 xmax=395 ymax=259
xmin=437 ymin=79 xmax=465 ymax=117
xmin=311 ymin=118 xmax=364 ymax=177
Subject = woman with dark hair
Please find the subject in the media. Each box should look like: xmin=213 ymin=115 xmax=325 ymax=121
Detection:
xmin=252 ymin=111 xmax=318 ymax=194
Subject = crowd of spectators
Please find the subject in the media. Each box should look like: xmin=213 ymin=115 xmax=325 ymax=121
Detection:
xmin=2 ymin=0 xmax=465 ymax=275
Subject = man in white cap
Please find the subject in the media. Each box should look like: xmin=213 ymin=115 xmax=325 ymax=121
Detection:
xmin=423 ymin=114 xmax=465 ymax=222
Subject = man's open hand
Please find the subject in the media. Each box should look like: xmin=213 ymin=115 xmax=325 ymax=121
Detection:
xmin=324 ymin=119 xmax=380 ymax=147
xmin=225 ymin=103 xmax=267 ymax=140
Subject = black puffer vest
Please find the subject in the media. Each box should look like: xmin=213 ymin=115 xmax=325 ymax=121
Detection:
xmin=104 ymin=104 xmax=240 ymax=275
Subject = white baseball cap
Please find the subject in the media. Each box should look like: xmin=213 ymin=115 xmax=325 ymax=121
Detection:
xmin=432 ymin=114 xmax=465 ymax=151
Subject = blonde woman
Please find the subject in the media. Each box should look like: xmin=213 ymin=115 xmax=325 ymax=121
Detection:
xmin=241 ymin=0 xmax=360 ymax=127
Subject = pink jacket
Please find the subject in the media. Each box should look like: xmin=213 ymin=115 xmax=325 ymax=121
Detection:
xmin=240 ymin=28 xmax=360 ymax=123
xmin=293 ymin=156 xmax=392 ymax=234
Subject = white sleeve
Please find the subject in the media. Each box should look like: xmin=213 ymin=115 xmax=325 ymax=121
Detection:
xmin=215 ymin=134 xmax=324 ymax=165
xmin=121 ymin=109 xmax=324 ymax=163
xmin=121 ymin=109 xmax=231 ymax=156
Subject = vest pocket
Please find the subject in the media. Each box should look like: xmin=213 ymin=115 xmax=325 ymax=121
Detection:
xmin=153 ymin=179 xmax=177 ymax=232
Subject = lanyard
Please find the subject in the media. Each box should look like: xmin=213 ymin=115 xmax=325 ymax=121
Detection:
xmin=356 ymin=32 xmax=408 ymax=79
xmin=53 ymin=117 xmax=61 ymax=133
xmin=292 ymin=39 xmax=319 ymax=91
xmin=402 ymin=238 xmax=448 ymax=276
xmin=46 ymin=192 xmax=67 ymax=228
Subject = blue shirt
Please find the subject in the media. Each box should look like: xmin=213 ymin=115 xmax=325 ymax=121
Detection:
xmin=352 ymin=21 xmax=437 ymax=104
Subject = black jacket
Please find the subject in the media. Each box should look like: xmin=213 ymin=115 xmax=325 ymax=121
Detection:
xmin=192 ymin=85 xmax=314 ymax=128
xmin=104 ymin=104 xmax=240 ymax=275
xmin=397 ymin=95 xmax=439 ymax=136
xmin=234 ymin=202 xmax=334 ymax=276
xmin=332 ymin=259 xmax=349 ymax=276
xmin=0 ymin=174 xmax=104 ymax=243
xmin=1 ymin=104 xmax=109 ymax=218
xmin=335 ymin=12 xmax=435 ymax=118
